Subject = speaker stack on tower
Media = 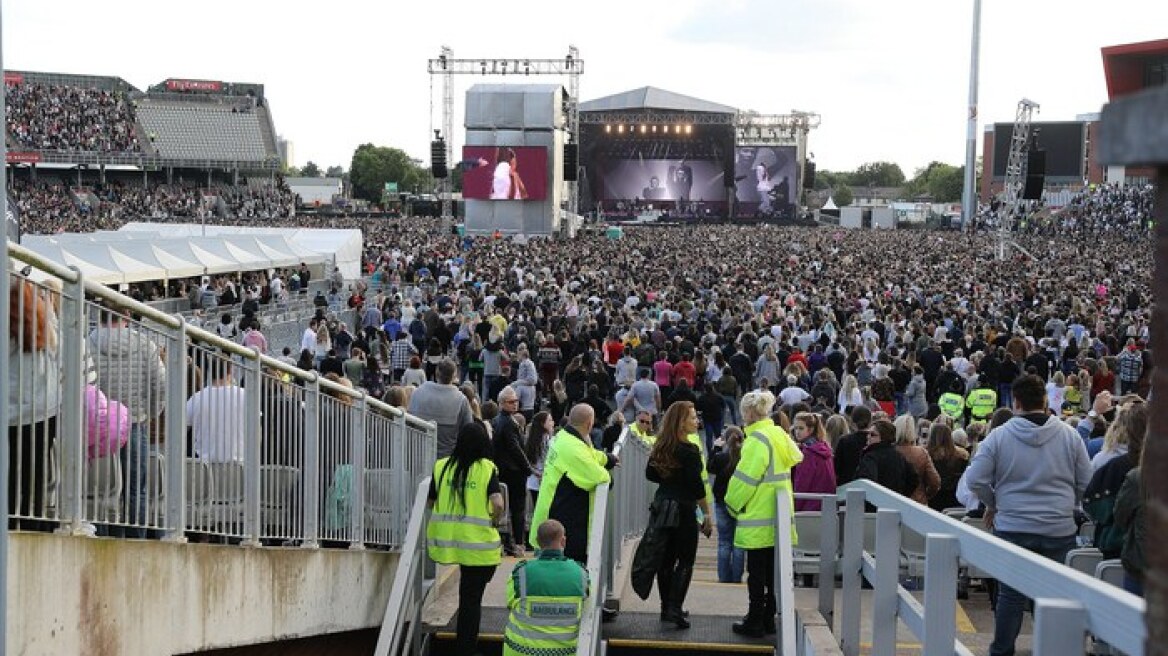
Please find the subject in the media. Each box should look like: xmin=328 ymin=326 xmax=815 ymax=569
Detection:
xmin=431 ymin=139 xmax=448 ymax=179
xmin=1022 ymin=150 xmax=1045 ymax=200
xmin=803 ymin=161 xmax=817 ymax=189
xmin=563 ymin=143 xmax=578 ymax=182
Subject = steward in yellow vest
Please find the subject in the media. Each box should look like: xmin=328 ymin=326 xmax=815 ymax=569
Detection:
xmin=427 ymin=422 xmax=505 ymax=656
xmin=966 ymin=384 xmax=998 ymax=422
xmin=529 ymin=405 xmax=618 ymax=563
xmin=504 ymin=520 xmax=589 ymax=656
xmin=724 ymin=391 xmax=803 ymax=638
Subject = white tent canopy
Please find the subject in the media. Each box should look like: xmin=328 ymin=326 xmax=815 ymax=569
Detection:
xmin=21 ymin=232 xmax=330 ymax=286
xmin=118 ymin=223 xmax=364 ymax=280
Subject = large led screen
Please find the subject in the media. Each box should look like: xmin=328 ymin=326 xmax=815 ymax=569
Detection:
xmin=599 ymin=159 xmax=727 ymax=203
xmin=733 ymin=146 xmax=799 ymax=216
xmin=991 ymin=122 xmax=1085 ymax=178
xmin=461 ymin=146 xmax=548 ymax=200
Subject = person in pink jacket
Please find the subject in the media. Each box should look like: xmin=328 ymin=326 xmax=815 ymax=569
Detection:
xmin=792 ymin=412 xmax=837 ymax=511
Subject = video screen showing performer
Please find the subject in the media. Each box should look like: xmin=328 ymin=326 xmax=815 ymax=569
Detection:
xmin=462 ymin=146 xmax=548 ymax=200
xmin=734 ymin=146 xmax=797 ymax=218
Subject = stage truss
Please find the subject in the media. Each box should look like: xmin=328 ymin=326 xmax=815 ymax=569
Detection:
xmin=427 ymin=46 xmax=583 ymax=219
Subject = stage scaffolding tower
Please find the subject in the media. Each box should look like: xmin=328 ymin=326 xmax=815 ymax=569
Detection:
xmin=427 ymin=46 xmax=584 ymax=221
xmin=999 ymin=98 xmax=1039 ymax=260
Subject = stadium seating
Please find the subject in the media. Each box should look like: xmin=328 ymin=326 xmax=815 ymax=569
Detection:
xmin=135 ymin=99 xmax=269 ymax=162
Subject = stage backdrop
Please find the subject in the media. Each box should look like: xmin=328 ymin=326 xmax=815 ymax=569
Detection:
xmin=600 ymin=159 xmax=726 ymax=203
xmin=734 ymin=146 xmax=798 ymax=217
xmin=462 ymin=146 xmax=549 ymax=201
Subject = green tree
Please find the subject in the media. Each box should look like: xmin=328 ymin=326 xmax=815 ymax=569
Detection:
xmin=904 ymin=161 xmax=964 ymax=202
xmin=325 ymin=165 xmax=345 ymax=179
xmin=301 ymin=161 xmax=322 ymax=178
xmin=349 ymin=144 xmax=430 ymax=204
xmin=833 ymin=184 xmax=854 ymax=207
xmin=816 ymin=169 xmax=842 ymax=191
xmin=851 ymin=161 xmax=906 ymax=188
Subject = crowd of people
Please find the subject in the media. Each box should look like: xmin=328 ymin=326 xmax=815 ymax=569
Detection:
xmin=6 ymin=82 xmax=141 ymax=152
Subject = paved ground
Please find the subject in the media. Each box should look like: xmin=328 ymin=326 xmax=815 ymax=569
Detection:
xmin=423 ymin=529 xmax=1039 ymax=655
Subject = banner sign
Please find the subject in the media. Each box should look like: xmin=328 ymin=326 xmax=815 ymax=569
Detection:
xmin=6 ymin=152 xmax=42 ymax=164
xmin=165 ymin=79 xmax=223 ymax=92
xmin=4 ymin=72 xmax=23 ymax=85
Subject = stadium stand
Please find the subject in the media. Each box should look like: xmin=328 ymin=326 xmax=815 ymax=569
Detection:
xmin=135 ymin=98 xmax=269 ymax=162
xmin=6 ymin=80 xmax=141 ymax=153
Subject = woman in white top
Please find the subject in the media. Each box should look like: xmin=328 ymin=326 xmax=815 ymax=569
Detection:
xmin=838 ymin=374 xmax=863 ymax=413
xmin=524 ymin=411 xmax=555 ymax=509
xmin=1045 ymin=371 xmax=1067 ymax=416
xmin=861 ymin=337 xmax=881 ymax=365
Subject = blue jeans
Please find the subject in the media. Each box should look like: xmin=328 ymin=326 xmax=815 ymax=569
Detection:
xmin=715 ymin=502 xmax=745 ymax=583
xmin=120 ymin=423 xmax=150 ymax=538
xmin=997 ymin=384 xmax=1013 ymax=410
xmin=990 ymin=530 xmax=1077 ymax=656
xmin=722 ymin=394 xmax=740 ymax=425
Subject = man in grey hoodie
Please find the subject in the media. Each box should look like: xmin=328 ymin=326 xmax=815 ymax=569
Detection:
xmin=965 ymin=374 xmax=1091 ymax=656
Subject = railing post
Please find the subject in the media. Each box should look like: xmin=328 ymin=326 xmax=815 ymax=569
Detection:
xmin=300 ymin=377 xmax=321 ymax=548
xmin=392 ymin=413 xmax=408 ymax=547
xmin=162 ymin=317 xmax=188 ymax=542
xmin=1032 ymin=599 xmax=1087 ymax=655
xmin=818 ymin=495 xmax=838 ymax=631
xmin=922 ymin=534 xmax=960 ymax=655
xmin=871 ymin=509 xmax=902 ymax=656
xmin=774 ymin=489 xmax=797 ymax=656
xmin=840 ymin=489 xmax=864 ymax=656
xmin=241 ymin=349 xmax=262 ymax=547
xmin=55 ymin=267 xmax=87 ymax=534
xmin=349 ymin=395 xmax=368 ymax=550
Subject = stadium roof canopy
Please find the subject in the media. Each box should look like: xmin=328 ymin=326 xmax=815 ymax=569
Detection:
xmin=580 ymin=86 xmax=737 ymax=115
xmin=1101 ymin=38 xmax=1168 ymax=99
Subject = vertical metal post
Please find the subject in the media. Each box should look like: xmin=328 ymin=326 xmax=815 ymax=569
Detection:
xmin=301 ymin=377 xmax=321 ymax=548
xmin=1 ymin=2 xmax=11 ymax=633
xmin=348 ymin=396 xmax=367 ymax=550
xmin=818 ymin=496 xmax=838 ymax=630
xmin=871 ymin=509 xmax=901 ymax=656
xmin=774 ymin=490 xmax=797 ymax=656
xmin=922 ymin=534 xmax=960 ymax=655
xmin=961 ymin=0 xmax=982 ymax=229
xmin=162 ymin=318 xmax=188 ymax=542
xmin=392 ymin=413 xmax=408 ymax=547
xmin=241 ymin=351 xmax=262 ymax=546
xmin=840 ymin=489 xmax=864 ymax=656
xmin=1032 ymin=599 xmax=1087 ymax=655
xmin=55 ymin=268 xmax=86 ymax=533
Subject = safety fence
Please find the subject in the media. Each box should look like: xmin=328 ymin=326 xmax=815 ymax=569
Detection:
xmin=5 ymin=240 xmax=436 ymax=548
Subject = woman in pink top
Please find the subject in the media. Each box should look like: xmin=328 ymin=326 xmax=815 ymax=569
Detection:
xmin=654 ymin=350 xmax=674 ymax=403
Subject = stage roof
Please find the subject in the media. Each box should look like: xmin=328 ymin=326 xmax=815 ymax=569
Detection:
xmin=580 ymin=86 xmax=737 ymax=115
xmin=1101 ymin=38 xmax=1168 ymax=99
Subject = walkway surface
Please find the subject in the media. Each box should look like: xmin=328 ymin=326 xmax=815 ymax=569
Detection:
xmin=423 ymin=525 xmax=1035 ymax=655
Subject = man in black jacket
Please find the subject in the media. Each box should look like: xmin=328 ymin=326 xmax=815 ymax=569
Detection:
xmin=493 ymin=386 xmax=533 ymax=556
xmin=833 ymin=406 xmax=872 ymax=486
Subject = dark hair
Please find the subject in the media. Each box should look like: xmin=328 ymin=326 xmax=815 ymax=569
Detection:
xmin=1011 ymin=374 xmax=1047 ymax=412
xmin=438 ymin=422 xmax=493 ymax=508
xmin=989 ymin=407 xmax=1014 ymax=430
xmin=870 ymin=418 xmax=897 ymax=444
xmin=525 ymin=411 xmax=552 ymax=464
xmin=850 ymin=405 xmax=872 ymax=430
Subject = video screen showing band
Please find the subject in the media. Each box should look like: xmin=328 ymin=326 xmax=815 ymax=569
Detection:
xmin=733 ymin=146 xmax=798 ymax=218
xmin=598 ymin=159 xmax=728 ymax=203
xmin=461 ymin=146 xmax=548 ymax=200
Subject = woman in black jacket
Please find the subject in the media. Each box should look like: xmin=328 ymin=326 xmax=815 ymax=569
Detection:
xmin=856 ymin=419 xmax=918 ymax=501
xmin=646 ymin=401 xmax=713 ymax=629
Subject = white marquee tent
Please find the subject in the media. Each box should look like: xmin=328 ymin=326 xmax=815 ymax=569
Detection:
xmin=118 ymin=223 xmax=364 ymax=280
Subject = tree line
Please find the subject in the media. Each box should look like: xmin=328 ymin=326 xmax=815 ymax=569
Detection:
xmin=815 ymin=160 xmax=969 ymax=205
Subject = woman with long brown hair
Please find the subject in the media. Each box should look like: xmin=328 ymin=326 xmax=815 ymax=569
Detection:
xmin=646 ymin=401 xmax=713 ymax=628
xmin=708 ymin=426 xmax=745 ymax=583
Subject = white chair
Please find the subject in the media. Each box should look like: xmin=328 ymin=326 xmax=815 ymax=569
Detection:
xmin=900 ymin=525 xmax=928 ymax=578
xmin=260 ymin=465 xmax=300 ymax=537
xmin=1065 ymin=548 xmax=1104 ymax=577
xmin=943 ymin=507 xmax=967 ymax=520
xmin=794 ymin=511 xmax=839 ymax=585
xmin=363 ymin=468 xmax=398 ymax=544
xmin=960 ymin=516 xmax=993 ymax=580
xmin=1095 ymin=559 xmax=1125 ymax=588
xmin=85 ymin=455 xmax=123 ymax=524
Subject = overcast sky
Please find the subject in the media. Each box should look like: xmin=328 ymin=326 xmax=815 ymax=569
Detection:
xmin=5 ymin=0 xmax=1165 ymax=176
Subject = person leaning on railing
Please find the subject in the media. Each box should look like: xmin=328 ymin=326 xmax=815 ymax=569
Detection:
xmin=723 ymin=390 xmax=803 ymax=638
xmin=426 ymin=421 xmax=505 ymax=656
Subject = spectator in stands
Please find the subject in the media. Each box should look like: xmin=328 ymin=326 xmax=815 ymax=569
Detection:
xmin=89 ymin=302 xmax=167 ymax=538
xmin=407 ymin=359 xmax=473 ymax=458
xmin=6 ymin=81 xmax=141 ymax=153
xmin=965 ymin=374 xmax=1091 ymax=656
xmin=185 ymin=357 xmax=247 ymax=463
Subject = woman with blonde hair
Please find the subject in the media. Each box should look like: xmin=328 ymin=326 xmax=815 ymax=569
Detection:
xmin=824 ymin=414 xmax=850 ymax=450
xmin=894 ymin=414 xmax=940 ymax=504
xmin=645 ymin=401 xmax=712 ymax=628
xmin=1092 ymin=400 xmax=1145 ymax=472
xmin=838 ymin=374 xmax=862 ymax=413
xmin=755 ymin=345 xmax=781 ymax=392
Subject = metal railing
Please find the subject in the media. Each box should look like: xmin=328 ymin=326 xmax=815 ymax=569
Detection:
xmin=5 ymin=239 xmax=436 ymax=548
xmin=833 ymin=481 xmax=1146 ymax=656
xmin=372 ymin=478 xmax=433 ymax=656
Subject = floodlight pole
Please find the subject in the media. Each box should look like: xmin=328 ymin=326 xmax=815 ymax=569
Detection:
xmin=0 ymin=0 xmax=11 ymax=644
xmin=961 ymin=0 xmax=981 ymax=231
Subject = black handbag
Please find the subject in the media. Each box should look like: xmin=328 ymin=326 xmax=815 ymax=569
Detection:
xmin=630 ymin=499 xmax=681 ymax=600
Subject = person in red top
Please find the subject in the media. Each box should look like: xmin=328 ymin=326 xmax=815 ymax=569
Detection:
xmin=672 ymin=352 xmax=697 ymax=390
xmin=786 ymin=345 xmax=809 ymax=371
xmin=604 ymin=334 xmax=625 ymax=369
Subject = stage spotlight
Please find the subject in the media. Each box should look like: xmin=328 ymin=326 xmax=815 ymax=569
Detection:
xmin=685 ymin=125 xmax=692 ymax=134
xmin=617 ymin=125 xmax=624 ymax=133
xmin=651 ymin=125 xmax=657 ymax=133
xmin=605 ymin=125 xmax=612 ymax=133
xmin=640 ymin=125 xmax=647 ymax=134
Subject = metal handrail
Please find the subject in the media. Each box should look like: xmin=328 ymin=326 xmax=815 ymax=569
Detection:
xmin=7 ymin=239 xmax=432 ymax=431
xmin=576 ymin=479 xmax=611 ymax=656
xmin=836 ymin=481 xmax=1145 ymax=656
xmin=373 ymin=478 xmax=433 ymax=656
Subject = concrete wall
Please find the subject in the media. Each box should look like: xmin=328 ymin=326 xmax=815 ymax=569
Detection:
xmin=8 ymin=533 xmax=398 ymax=656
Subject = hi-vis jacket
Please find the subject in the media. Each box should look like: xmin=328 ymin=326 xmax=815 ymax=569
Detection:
xmin=723 ymin=419 xmax=803 ymax=549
